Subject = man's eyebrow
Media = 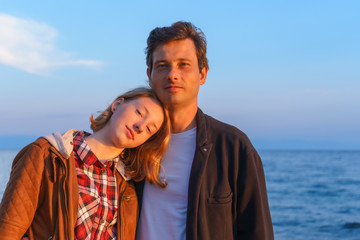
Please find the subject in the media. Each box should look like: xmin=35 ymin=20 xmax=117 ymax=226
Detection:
xmin=154 ymin=60 xmax=167 ymax=65
xmin=154 ymin=58 xmax=192 ymax=64
xmin=178 ymin=58 xmax=191 ymax=62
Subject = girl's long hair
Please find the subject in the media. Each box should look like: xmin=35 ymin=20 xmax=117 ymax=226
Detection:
xmin=90 ymin=87 xmax=171 ymax=187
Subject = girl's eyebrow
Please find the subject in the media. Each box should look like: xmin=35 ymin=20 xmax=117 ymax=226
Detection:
xmin=139 ymin=104 xmax=149 ymax=114
xmin=152 ymin=122 xmax=159 ymax=132
xmin=140 ymin=104 xmax=160 ymax=132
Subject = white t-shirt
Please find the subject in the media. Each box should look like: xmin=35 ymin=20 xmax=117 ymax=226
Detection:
xmin=136 ymin=128 xmax=197 ymax=240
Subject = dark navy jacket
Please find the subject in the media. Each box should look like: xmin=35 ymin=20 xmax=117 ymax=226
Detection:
xmin=136 ymin=108 xmax=274 ymax=240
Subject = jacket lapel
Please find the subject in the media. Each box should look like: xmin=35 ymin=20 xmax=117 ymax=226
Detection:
xmin=186 ymin=108 xmax=213 ymax=234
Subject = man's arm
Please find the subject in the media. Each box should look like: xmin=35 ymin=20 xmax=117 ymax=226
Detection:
xmin=236 ymin=147 xmax=274 ymax=239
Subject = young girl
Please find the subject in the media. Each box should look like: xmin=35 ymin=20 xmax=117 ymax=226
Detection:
xmin=0 ymin=87 xmax=170 ymax=240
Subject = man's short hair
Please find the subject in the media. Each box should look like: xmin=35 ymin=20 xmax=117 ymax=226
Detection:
xmin=146 ymin=21 xmax=209 ymax=73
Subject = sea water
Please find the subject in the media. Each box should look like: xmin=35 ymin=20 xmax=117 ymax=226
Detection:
xmin=0 ymin=150 xmax=17 ymax=198
xmin=260 ymin=150 xmax=360 ymax=240
xmin=0 ymin=149 xmax=359 ymax=239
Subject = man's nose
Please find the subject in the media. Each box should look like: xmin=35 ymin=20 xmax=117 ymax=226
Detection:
xmin=167 ymin=66 xmax=179 ymax=81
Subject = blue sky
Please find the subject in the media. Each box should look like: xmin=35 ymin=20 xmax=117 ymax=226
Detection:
xmin=0 ymin=0 xmax=359 ymax=149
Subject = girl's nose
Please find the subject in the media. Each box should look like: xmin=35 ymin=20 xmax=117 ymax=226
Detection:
xmin=133 ymin=122 xmax=145 ymax=133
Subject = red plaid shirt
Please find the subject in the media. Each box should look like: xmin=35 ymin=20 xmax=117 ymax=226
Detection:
xmin=73 ymin=131 xmax=118 ymax=240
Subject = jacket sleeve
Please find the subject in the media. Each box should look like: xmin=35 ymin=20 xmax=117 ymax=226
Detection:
xmin=0 ymin=143 xmax=46 ymax=239
xmin=236 ymin=147 xmax=274 ymax=239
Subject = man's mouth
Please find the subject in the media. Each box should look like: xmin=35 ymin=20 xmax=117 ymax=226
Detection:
xmin=165 ymin=85 xmax=182 ymax=91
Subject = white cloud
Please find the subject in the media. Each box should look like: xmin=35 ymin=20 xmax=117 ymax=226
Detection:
xmin=0 ymin=13 xmax=103 ymax=75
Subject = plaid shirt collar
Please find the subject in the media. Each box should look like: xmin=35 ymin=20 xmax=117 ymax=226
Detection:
xmin=73 ymin=131 xmax=119 ymax=168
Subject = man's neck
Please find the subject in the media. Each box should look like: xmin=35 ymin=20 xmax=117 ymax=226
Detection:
xmin=169 ymin=104 xmax=198 ymax=134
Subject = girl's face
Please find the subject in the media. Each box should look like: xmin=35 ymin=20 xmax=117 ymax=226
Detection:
xmin=108 ymin=96 xmax=164 ymax=149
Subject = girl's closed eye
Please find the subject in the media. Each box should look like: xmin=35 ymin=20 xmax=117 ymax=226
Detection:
xmin=136 ymin=109 xmax=143 ymax=117
xmin=147 ymin=126 xmax=152 ymax=134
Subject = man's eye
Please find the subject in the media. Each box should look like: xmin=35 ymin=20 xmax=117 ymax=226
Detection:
xmin=156 ymin=63 xmax=167 ymax=69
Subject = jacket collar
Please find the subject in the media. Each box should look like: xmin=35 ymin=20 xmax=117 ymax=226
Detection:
xmin=43 ymin=129 xmax=130 ymax=181
xmin=195 ymin=108 xmax=208 ymax=147
xmin=43 ymin=129 xmax=78 ymax=159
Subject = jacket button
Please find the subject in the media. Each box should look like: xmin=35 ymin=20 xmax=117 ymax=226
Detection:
xmin=202 ymin=147 xmax=208 ymax=152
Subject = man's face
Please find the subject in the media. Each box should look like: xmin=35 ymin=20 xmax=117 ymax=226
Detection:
xmin=147 ymin=38 xmax=208 ymax=110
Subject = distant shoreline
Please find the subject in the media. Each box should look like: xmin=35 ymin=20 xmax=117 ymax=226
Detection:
xmin=1 ymin=135 xmax=359 ymax=151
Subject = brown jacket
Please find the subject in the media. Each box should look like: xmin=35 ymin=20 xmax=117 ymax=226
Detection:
xmin=0 ymin=130 xmax=138 ymax=240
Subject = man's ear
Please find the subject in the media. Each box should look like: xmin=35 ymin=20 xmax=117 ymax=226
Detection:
xmin=199 ymin=67 xmax=208 ymax=85
xmin=111 ymin=98 xmax=125 ymax=112
xmin=147 ymin=68 xmax=152 ymax=87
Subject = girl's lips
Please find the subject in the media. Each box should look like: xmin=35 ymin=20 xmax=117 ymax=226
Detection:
xmin=126 ymin=126 xmax=134 ymax=140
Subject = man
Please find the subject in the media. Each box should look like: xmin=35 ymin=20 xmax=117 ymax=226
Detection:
xmin=136 ymin=21 xmax=274 ymax=240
